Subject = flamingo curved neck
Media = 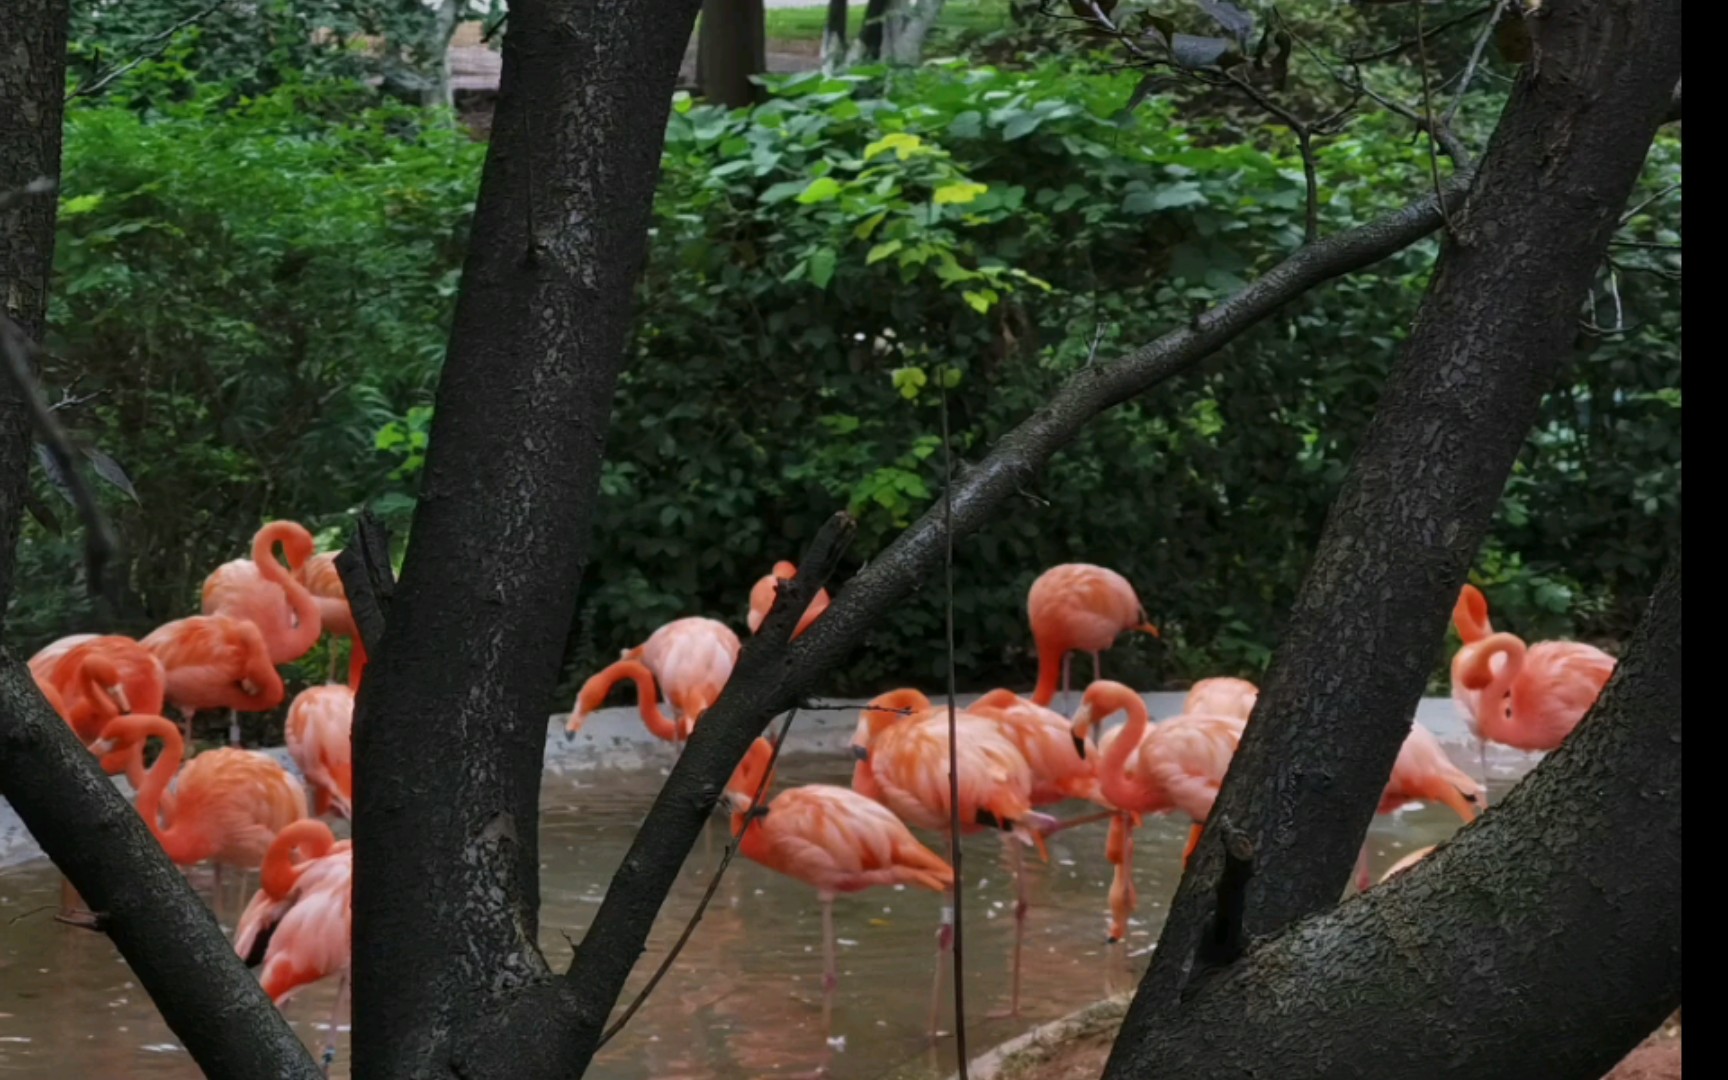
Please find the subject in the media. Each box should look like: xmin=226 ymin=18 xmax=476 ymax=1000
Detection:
xmin=262 ymin=821 xmax=337 ymax=897
xmin=1468 ymin=633 xmax=1526 ymax=730
xmin=1097 ymin=693 xmax=1149 ymax=809
xmin=1032 ymin=647 xmax=1063 ymax=707
xmin=593 ymin=660 xmax=676 ymax=741
xmin=254 ymin=525 xmax=322 ymax=655
xmin=129 ymin=718 xmax=195 ymax=863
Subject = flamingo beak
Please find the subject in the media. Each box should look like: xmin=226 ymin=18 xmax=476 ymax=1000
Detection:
xmin=239 ymin=679 xmax=261 ymax=697
xmin=851 ymin=744 xmax=870 ymax=762
xmin=1072 ymin=735 xmax=1087 ymax=758
xmin=1138 ymin=623 xmax=1161 ymax=639
xmin=106 ymin=684 xmax=133 ymax=714
xmin=87 ymin=736 xmax=116 ymax=756
xmin=1441 ymin=784 xmax=1482 ymax=824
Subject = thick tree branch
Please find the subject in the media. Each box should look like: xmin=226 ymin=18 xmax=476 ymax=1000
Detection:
xmin=348 ymin=1 xmax=706 ymax=1075
xmin=333 ymin=507 xmax=394 ymax=655
xmin=0 ymin=666 xmax=323 ymax=1077
xmin=1111 ymin=0 xmax=1683 ymax=1063
xmin=1107 ymin=543 xmax=1680 ymax=1078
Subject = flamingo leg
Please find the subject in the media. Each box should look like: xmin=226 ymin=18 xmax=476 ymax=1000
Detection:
xmin=1354 ymin=842 xmax=1372 ymax=894
xmin=1061 ymin=653 xmax=1074 ymax=714
xmin=322 ymin=971 xmax=350 ymax=1075
xmin=927 ymin=895 xmax=954 ymax=1041
xmin=1009 ymin=839 xmax=1027 ymax=1018
xmin=1091 ymin=650 xmax=1102 ymax=684
xmin=326 ymin=646 xmax=341 ymax=684
xmin=820 ymin=892 xmax=838 ymax=1032
xmin=1182 ymin=822 xmax=1203 ymax=866
xmin=227 ymin=708 xmax=243 ymax=747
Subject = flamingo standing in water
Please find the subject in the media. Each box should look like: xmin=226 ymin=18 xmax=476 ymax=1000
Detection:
xmin=724 ymin=736 xmax=951 ymax=1045
xmin=600 ymin=617 xmax=741 ymax=746
xmin=90 ymin=714 xmax=307 ymax=920
xmin=746 ymin=561 xmax=831 ymax=639
xmin=850 ymin=689 xmax=1051 ymax=1035
xmin=1181 ymin=677 xmax=1258 ymax=720
xmin=202 ymin=521 xmax=322 ymax=744
xmin=286 ymin=685 xmax=354 ymax=819
xmin=1357 ymin=722 xmax=1483 ymax=891
xmin=1027 ymin=564 xmax=1159 ymax=709
xmin=141 ymin=614 xmax=284 ymax=744
xmin=567 ymin=660 xmax=680 ymax=745
xmin=31 ymin=635 xmax=167 ymax=784
xmin=1451 ymin=585 xmax=1615 ymax=806
xmin=235 ymin=819 xmax=352 ymax=1073
xmin=1069 ymin=681 xmax=1243 ymax=944
xmin=293 ymin=551 xmax=366 ymax=689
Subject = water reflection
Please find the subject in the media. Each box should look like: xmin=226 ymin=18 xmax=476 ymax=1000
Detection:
xmin=0 ymin=736 xmax=1510 ymax=1078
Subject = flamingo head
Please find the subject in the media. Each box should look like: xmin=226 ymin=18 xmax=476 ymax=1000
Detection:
xmin=104 ymin=681 xmax=133 ymax=715
xmin=1454 ymin=583 xmax=1492 ymax=643
xmin=852 ymin=689 xmax=931 ymax=756
xmin=724 ymin=737 xmax=777 ymax=815
xmin=1071 ymin=679 xmax=1145 ymax=757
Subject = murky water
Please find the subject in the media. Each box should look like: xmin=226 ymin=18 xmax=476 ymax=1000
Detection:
xmin=0 ymin=696 xmax=1522 ymax=1078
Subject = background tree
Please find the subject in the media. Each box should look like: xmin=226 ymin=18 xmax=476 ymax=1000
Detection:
xmin=696 ymin=0 xmax=767 ymax=108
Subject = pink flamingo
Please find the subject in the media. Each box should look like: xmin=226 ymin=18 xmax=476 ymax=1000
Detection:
xmin=617 ymin=616 xmax=741 ymax=741
xmin=725 ymin=736 xmax=951 ymax=1039
xmin=746 ymin=560 xmax=831 ymax=639
xmin=29 ymin=669 xmax=129 ymax=923
xmin=1181 ymin=677 xmax=1258 ymax=720
xmin=202 ymin=521 xmax=323 ymax=664
xmin=293 ymin=551 xmax=367 ymax=689
xmin=851 ymin=689 xmax=1050 ymax=1032
xmin=90 ymin=714 xmax=307 ymax=919
xmin=235 ymin=819 xmax=352 ymax=1073
xmin=31 ymin=636 xmax=167 ymax=784
xmin=286 ymin=685 xmax=354 ymax=819
xmin=1069 ymin=681 xmax=1244 ymax=943
xmin=1357 ymin=722 xmax=1483 ymax=891
xmin=1451 ymin=584 xmax=1615 ymax=804
xmin=141 ymin=614 xmax=284 ymax=744
xmin=1027 ymin=564 xmax=1159 ymax=709
xmin=566 ymin=659 xmax=679 ymax=745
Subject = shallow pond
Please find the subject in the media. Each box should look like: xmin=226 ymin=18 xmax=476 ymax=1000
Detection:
xmin=0 ymin=693 xmax=1522 ymax=1078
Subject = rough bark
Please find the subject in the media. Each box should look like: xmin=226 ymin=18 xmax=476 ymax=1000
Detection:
xmin=0 ymin=0 xmax=70 ymax=610
xmin=1110 ymin=0 xmax=1683 ymax=1063
xmin=858 ymin=0 xmax=890 ymax=59
xmin=1108 ymin=544 xmax=1681 ymax=1079
xmin=696 ymin=0 xmax=766 ymax=108
xmin=822 ymin=0 xmax=849 ymax=67
xmin=348 ymin=1 xmax=701 ymax=1076
xmin=881 ymin=0 xmax=945 ymax=65
xmin=0 ymin=5 xmax=320 ymax=1075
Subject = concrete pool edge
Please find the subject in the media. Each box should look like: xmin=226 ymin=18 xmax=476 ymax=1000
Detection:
xmin=946 ymin=994 xmax=1131 ymax=1080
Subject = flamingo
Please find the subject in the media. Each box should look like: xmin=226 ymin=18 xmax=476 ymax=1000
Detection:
xmin=293 ymin=551 xmax=367 ymax=689
xmin=141 ymin=614 xmax=284 ymax=744
xmin=235 ymin=819 xmax=352 ymax=1073
xmin=29 ymin=669 xmax=126 ymax=924
xmin=850 ymin=688 xmax=1051 ymax=1035
xmin=1181 ymin=677 xmax=1258 ymax=720
xmin=746 ymin=561 xmax=831 ymax=639
xmin=89 ymin=714 xmax=307 ymax=920
xmin=286 ymin=685 xmax=354 ymax=819
xmin=202 ymin=521 xmax=323 ymax=664
xmin=724 ymin=736 xmax=951 ymax=1042
xmin=1027 ymin=564 xmax=1159 ymax=709
xmin=567 ymin=659 xmax=679 ymax=744
xmin=615 ymin=617 xmax=741 ymax=742
xmin=31 ymin=635 xmax=167 ymax=784
xmin=1357 ymin=722 xmax=1483 ymax=891
xmin=1069 ymin=681 xmax=1244 ymax=944
xmin=1379 ymin=844 xmax=1436 ymax=884
xmin=1452 ymin=589 xmax=1614 ymax=803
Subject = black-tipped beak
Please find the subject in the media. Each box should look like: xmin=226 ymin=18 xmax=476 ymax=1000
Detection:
xmin=1462 ymin=788 xmax=1480 ymax=805
xmin=564 ymin=729 xmax=576 ymax=743
xmin=1072 ymin=735 xmax=1087 ymax=759
xmin=975 ymin=809 xmax=1005 ymax=831
xmin=851 ymin=745 xmax=870 ymax=762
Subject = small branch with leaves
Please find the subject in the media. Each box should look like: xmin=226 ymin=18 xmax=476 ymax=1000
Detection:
xmin=66 ymin=1 xmax=228 ymax=102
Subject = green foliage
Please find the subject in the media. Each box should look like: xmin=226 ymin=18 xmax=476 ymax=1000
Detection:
xmin=23 ymin=60 xmax=1680 ymax=707
xmin=10 ymin=79 xmax=483 ymax=654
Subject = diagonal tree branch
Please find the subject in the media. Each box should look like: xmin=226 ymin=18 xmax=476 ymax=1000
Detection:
xmin=1107 ymin=541 xmax=1680 ymax=1078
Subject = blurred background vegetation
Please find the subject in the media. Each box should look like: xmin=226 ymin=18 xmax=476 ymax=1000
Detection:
xmin=12 ymin=0 xmax=1681 ymax=705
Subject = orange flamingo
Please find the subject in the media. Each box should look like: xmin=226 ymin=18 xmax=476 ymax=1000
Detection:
xmin=286 ymin=685 xmax=354 ymax=819
xmin=1378 ymin=844 xmax=1436 ymax=885
xmin=1181 ymin=677 xmax=1258 ymax=720
xmin=235 ymin=819 xmax=352 ymax=1073
xmin=850 ymin=689 xmax=1050 ymax=1033
xmin=725 ymin=736 xmax=951 ymax=1034
xmin=1069 ymin=681 xmax=1244 ymax=943
xmin=617 ymin=616 xmax=741 ymax=741
xmin=1357 ymin=722 xmax=1482 ymax=891
xmin=90 ymin=714 xmax=307 ymax=919
xmin=293 ymin=551 xmax=367 ymax=689
xmin=27 ymin=632 xmax=99 ymax=672
xmin=746 ymin=561 xmax=831 ymax=639
xmin=566 ymin=659 xmax=679 ymax=744
xmin=202 ymin=521 xmax=323 ymax=663
xmin=29 ymin=671 xmax=114 ymax=923
xmin=31 ymin=636 xmax=167 ymax=782
xmin=141 ymin=614 xmax=284 ymax=744
xmin=1027 ymin=564 xmax=1159 ymax=709
xmin=1452 ymin=586 xmax=1614 ymax=805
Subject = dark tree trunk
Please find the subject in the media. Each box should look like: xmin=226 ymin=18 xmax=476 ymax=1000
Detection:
xmin=1108 ymin=544 xmax=1681 ymax=1079
xmin=696 ymin=0 xmax=766 ymax=109
xmin=0 ymin=4 xmax=321 ymax=1077
xmin=823 ymin=0 xmax=849 ymax=63
xmin=859 ymin=0 xmax=890 ymax=59
xmin=1110 ymin=0 xmax=1683 ymax=1067
xmin=348 ymin=0 xmax=702 ymax=1076
xmin=0 ymin=0 xmax=71 ymax=606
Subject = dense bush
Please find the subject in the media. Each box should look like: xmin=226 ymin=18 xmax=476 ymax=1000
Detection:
xmin=18 ymin=61 xmax=1680 ymax=704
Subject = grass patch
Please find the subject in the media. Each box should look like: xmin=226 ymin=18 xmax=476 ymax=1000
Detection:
xmin=761 ymin=0 xmax=1010 ymax=44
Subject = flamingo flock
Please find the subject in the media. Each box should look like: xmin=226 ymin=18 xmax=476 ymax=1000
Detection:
xmin=22 ymin=532 xmax=1614 ymax=1067
xmin=569 ymin=560 xmax=1610 ymax=1043
xmin=26 ymin=520 xmax=358 ymax=1071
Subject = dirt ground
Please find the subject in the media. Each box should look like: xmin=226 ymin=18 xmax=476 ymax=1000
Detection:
xmin=993 ymin=1011 xmax=1681 ymax=1080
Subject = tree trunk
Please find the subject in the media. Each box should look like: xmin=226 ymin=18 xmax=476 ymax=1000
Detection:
xmin=0 ymin=4 xmax=321 ymax=1077
xmin=696 ymin=0 xmax=765 ymax=109
xmin=858 ymin=0 xmax=890 ymax=60
xmin=1110 ymin=0 xmax=1683 ymax=1067
xmin=348 ymin=0 xmax=702 ymax=1076
xmin=822 ymin=0 xmax=849 ymax=68
xmin=1108 ymin=543 xmax=1681 ymax=1079
xmin=881 ymin=0 xmax=944 ymax=64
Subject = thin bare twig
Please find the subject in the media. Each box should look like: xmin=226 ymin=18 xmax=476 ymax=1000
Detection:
xmin=1342 ymin=3 xmax=1494 ymax=63
xmin=1413 ymin=3 xmax=1455 ymax=237
xmin=937 ymin=364 xmax=969 ymax=1075
xmin=1609 ymin=239 xmax=1681 ymax=252
xmin=1620 ymin=182 xmax=1681 ymax=225
xmin=0 ymin=316 xmax=121 ymax=604
xmin=595 ymin=707 xmax=802 ymax=1049
xmin=1224 ymin=70 xmax=1320 ymax=242
xmin=66 ymin=1 xmax=226 ymax=102
xmin=1443 ymin=1 xmax=1504 ymax=125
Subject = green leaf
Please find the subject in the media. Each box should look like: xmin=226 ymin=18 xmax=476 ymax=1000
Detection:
xmin=796 ymin=177 xmax=843 ymax=204
xmin=1002 ymin=113 xmax=1041 ymax=140
xmin=934 ymin=181 xmax=988 ymax=206
xmin=962 ymin=289 xmax=996 ymax=313
xmin=864 ymin=132 xmax=925 ymax=161
xmin=61 ymin=193 xmax=105 ymax=216
xmin=891 ymin=366 xmax=928 ymax=399
xmin=867 ymin=239 xmax=904 ymax=264
xmin=808 ymin=247 xmax=837 ymax=289
xmin=760 ymin=180 xmax=808 ymax=204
